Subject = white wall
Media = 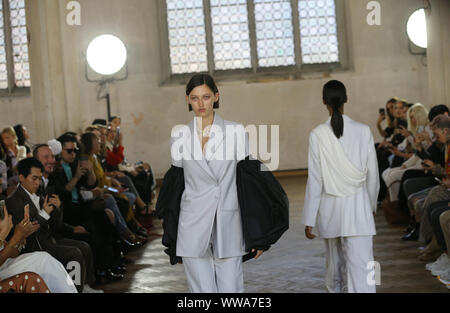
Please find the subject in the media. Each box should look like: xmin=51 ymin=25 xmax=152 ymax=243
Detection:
xmin=5 ymin=0 xmax=431 ymax=177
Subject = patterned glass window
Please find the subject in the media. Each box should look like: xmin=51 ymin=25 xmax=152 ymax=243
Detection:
xmin=164 ymin=0 xmax=342 ymax=75
xmin=0 ymin=0 xmax=30 ymax=91
xmin=8 ymin=0 xmax=29 ymax=87
xmin=254 ymin=0 xmax=295 ymax=67
xmin=0 ymin=1 xmax=8 ymax=89
xmin=210 ymin=0 xmax=251 ymax=70
xmin=166 ymin=0 xmax=208 ymax=74
xmin=298 ymin=0 xmax=339 ymax=64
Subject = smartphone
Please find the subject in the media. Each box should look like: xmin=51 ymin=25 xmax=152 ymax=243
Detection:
xmin=435 ymin=177 xmax=442 ymax=184
xmin=0 ymin=200 xmax=5 ymax=219
xmin=104 ymin=185 xmax=119 ymax=193
xmin=417 ymin=126 xmax=425 ymax=133
xmin=379 ymin=108 xmax=386 ymax=115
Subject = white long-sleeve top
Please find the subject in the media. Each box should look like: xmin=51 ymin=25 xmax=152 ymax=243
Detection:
xmin=301 ymin=115 xmax=380 ymax=238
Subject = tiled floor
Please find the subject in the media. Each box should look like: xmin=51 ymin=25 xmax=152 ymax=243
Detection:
xmin=101 ymin=176 xmax=449 ymax=293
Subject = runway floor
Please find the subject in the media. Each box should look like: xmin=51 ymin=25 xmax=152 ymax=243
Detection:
xmin=100 ymin=176 xmax=449 ymax=293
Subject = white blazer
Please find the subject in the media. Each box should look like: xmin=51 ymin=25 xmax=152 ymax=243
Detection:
xmin=301 ymin=115 xmax=380 ymax=238
xmin=170 ymin=113 xmax=248 ymax=258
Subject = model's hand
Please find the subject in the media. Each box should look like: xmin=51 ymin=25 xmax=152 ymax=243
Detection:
xmin=251 ymin=249 xmax=264 ymax=260
xmin=305 ymin=226 xmax=316 ymax=240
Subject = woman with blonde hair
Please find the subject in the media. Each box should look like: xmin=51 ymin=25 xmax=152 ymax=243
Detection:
xmin=382 ymin=103 xmax=432 ymax=202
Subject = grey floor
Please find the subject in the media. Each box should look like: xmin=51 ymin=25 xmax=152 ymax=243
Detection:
xmin=100 ymin=176 xmax=449 ymax=293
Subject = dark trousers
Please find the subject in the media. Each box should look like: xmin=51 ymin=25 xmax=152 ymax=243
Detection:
xmin=63 ymin=202 xmax=122 ymax=271
xmin=43 ymin=237 xmax=95 ymax=292
xmin=397 ymin=170 xmax=433 ymax=215
xmin=428 ymin=201 xmax=450 ymax=250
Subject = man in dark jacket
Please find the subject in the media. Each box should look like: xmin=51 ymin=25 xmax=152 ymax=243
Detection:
xmin=52 ymin=134 xmax=124 ymax=280
xmin=7 ymin=156 xmax=99 ymax=293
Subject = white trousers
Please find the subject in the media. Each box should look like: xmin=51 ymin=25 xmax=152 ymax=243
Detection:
xmin=324 ymin=236 xmax=376 ymax=293
xmin=182 ymin=244 xmax=244 ymax=293
xmin=0 ymin=252 xmax=77 ymax=293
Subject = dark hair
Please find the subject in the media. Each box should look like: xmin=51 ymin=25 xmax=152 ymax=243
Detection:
xmin=323 ymin=80 xmax=348 ymax=138
xmin=92 ymin=119 xmax=107 ymax=126
xmin=186 ymin=74 xmax=220 ymax=112
xmin=18 ymin=157 xmax=44 ymax=178
xmin=429 ymin=104 xmax=449 ymax=122
xmin=32 ymin=144 xmax=50 ymax=159
xmin=387 ymin=98 xmax=397 ymax=105
xmin=13 ymin=124 xmax=26 ymax=146
xmin=57 ymin=134 xmax=77 ymax=148
xmin=80 ymin=132 xmax=96 ymax=155
xmin=109 ymin=116 xmax=121 ymax=122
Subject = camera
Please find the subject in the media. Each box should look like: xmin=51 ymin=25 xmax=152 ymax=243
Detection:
xmin=379 ymin=108 xmax=385 ymax=115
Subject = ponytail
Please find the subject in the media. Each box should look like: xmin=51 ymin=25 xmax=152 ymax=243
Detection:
xmin=323 ymin=81 xmax=347 ymax=139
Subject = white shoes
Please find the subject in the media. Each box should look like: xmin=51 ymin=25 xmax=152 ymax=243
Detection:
xmin=82 ymin=284 xmax=104 ymax=293
xmin=425 ymin=253 xmax=450 ymax=276
xmin=437 ymin=269 xmax=450 ymax=290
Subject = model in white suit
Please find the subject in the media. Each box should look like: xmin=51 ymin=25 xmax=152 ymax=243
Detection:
xmin=301 ymin=81 xmax=380 ymax=293
xmin=170 ymin=75 xmax=263 ymax=293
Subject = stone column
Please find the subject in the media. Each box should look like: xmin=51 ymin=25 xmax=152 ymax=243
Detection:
xmin=25 ymin=0 xmax=69 ymax=142
xmin=426 ymin=0 xmax=450 ymax=106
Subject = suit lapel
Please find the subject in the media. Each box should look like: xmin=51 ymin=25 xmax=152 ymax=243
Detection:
xmin=188 ymin=118 xmax=216 ymax=182
xmin=205 ymin=114 xmax=225 ymax=163
xmin=17 ymin=185 xmax=40 ymax=218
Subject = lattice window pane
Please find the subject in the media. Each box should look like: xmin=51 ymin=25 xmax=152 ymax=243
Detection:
xmin=254 ymin=0 xmax=295 ymax=67
xmin=9 ymin=0 xmax=30 ymax=87
xmin=166 ymin=0 xmax=208 ymax=74
xmin=0 ymin=1 xmax=8 ymax=89
xmin=298 ymin=0 xmax=339 ymax=64
xmin=210 ymin=0 xmax=251 ymax=70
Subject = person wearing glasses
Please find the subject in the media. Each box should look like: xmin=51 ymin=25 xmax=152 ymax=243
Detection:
xmin=50 ymin=134 xmax=125 ymax=283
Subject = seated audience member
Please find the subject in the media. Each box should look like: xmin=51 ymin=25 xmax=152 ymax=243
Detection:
xmin=13 ymin=125 xmax=33 ymax=157
xmin=80 ymin=133 xmax=145 ymax=248
xmin=377 ymin=99 xmax=409 ymax=201
xmin=54 ymin=134 xmax=125 ymax=281
xmin=382 ymin=103 xmax=430 ymax=202
xmin=0 ymin=204 xmax=77 ymax=293
xmin=376 ymin=98 xmax=397 ymax=139
xmin=396 ymin=106 xmax=450 ymax=232
xmin=103 ymin=125 xmax=154 ymax=216
xmin=34 ymin=143 xmax=113 ymax=288
xmin=423 ymin=200 xmax=450 ymax=266
xmin=436 ymin=210 xmax=450 ymax=288
xmin=6 ymin=157 xmax=99 ymax=293
xmin=1 ymin=127 xmax=27 ymax=195
xmin=109 ymin=116 xmax=121 ymax=130
xmin=1 ymin=272 xmax=50 ymax=293
xmin=0 ymin=160 xmax=6 ymax=199
xmin=86 ymin=126 xmax=153 ymax=233
xmin=403 ymin=115 xmax=450 ymax=243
